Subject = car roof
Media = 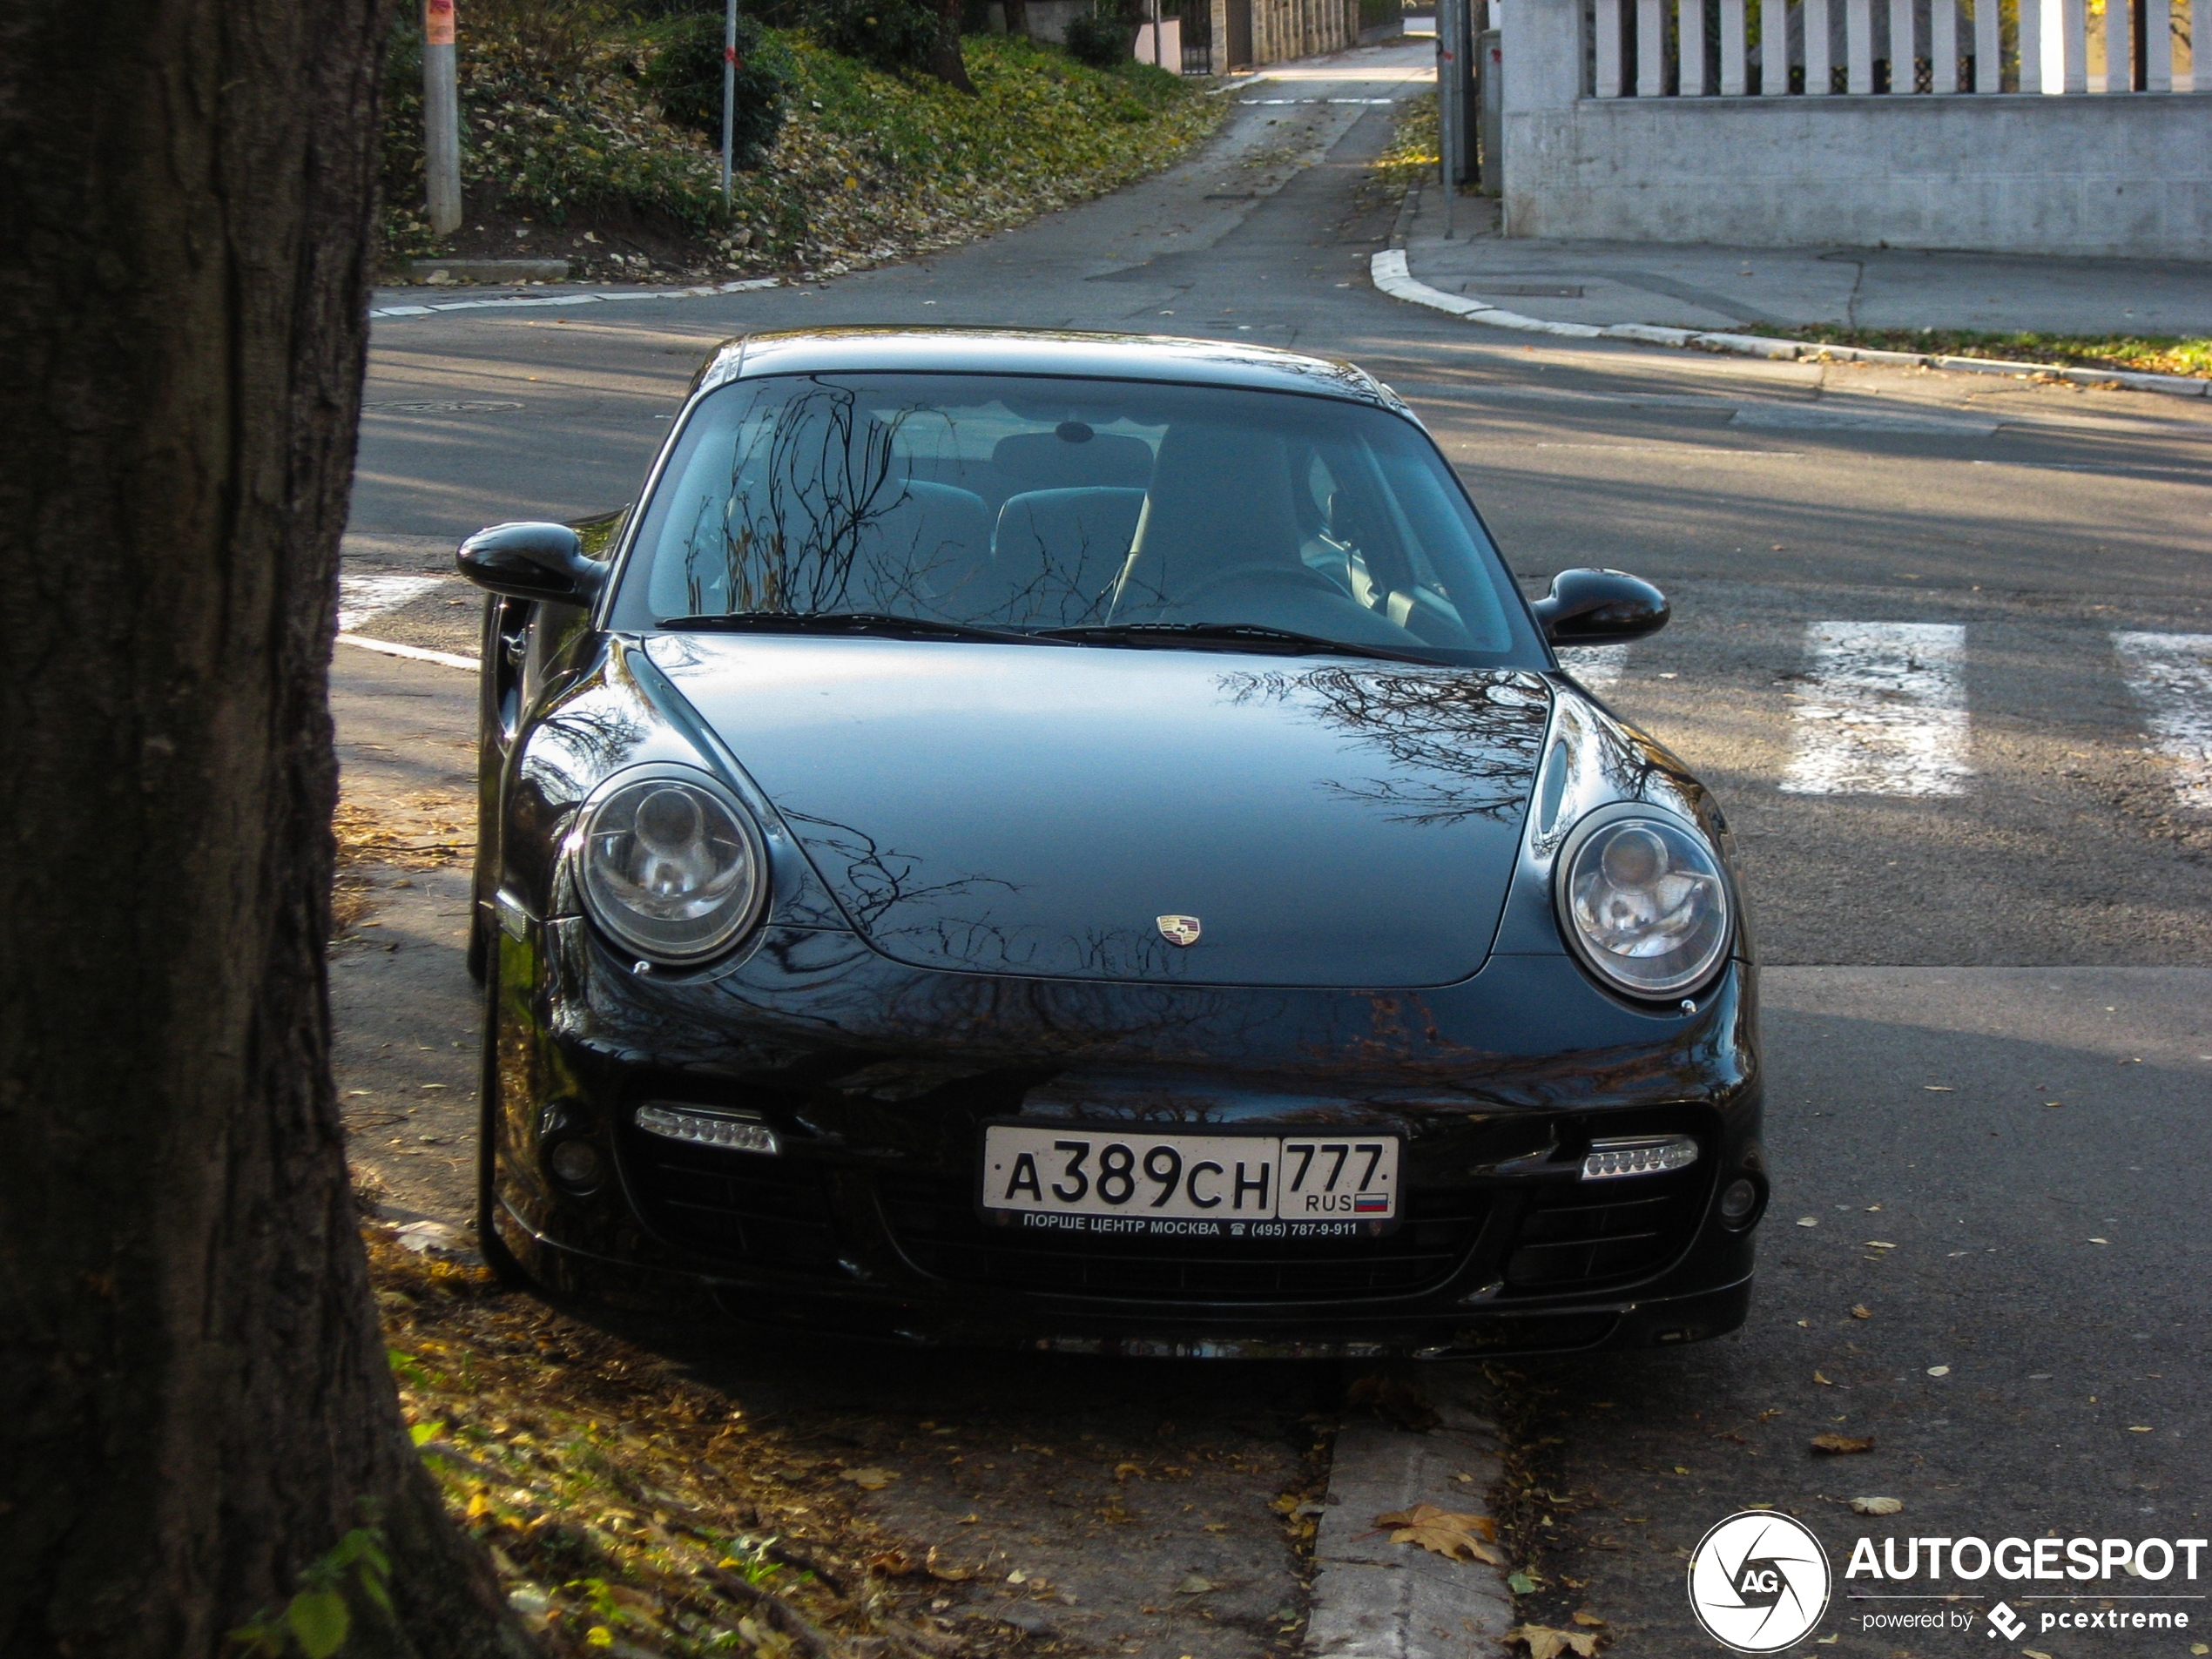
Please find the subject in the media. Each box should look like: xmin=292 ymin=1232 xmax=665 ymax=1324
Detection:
xmin=691 ymin=326 xmax=1409 ymax=414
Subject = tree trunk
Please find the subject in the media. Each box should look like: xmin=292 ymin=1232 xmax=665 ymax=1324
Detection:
xmin=927 ymin=0 xmax=980 ymax=90
xmin=0 ymin=3 xmax=532 ymax=1656
xmin=1003 ymin=0 xmax=1031 ymax=37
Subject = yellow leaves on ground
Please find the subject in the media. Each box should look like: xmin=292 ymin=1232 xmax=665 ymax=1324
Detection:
xmin=1372 ymin=1503 xmax=1504 ymax=1565
xmin=838 ymin=1466 xmax=897 ymax=1490
xmin=1809 ymin=1433 xmax=1875 ymax=1454
xmin=1507 ymin=1623 xmax=1605 ymax=1657
xmin=1851 ymin=1495 xmax=1905 ymax=1515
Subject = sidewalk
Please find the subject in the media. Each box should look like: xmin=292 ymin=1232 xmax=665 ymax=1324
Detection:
xmin=1399 ymin=190 xmax=2212 ymax=337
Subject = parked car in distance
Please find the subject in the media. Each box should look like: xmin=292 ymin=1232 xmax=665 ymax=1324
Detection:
xmin=459 ymin=327 xmax=1764 ymax=1358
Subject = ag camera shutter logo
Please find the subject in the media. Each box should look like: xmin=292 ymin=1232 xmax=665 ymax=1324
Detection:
xmin=1687 ymin=1511 xmax=1832 ymax=1652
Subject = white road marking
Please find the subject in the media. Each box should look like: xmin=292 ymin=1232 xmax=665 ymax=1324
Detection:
xmin=337 ymin=572 xmax=445 ymax=633
xmin=1779 ymin=621 xmax=1970 ymax=797
xmin=336 ymin=634 xmax=479 ymax=672
xmin=1729 ymin=405 xmax=2000 ymax=435
xmin=2114 ymin=632 xmax=2212 ymax=810
xmin=1556 ymin=644 xmax=1628 ymax=691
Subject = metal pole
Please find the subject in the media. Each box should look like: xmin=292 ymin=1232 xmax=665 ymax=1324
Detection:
xmin=423 ymin=0 xmax=462 ymax=237
xmin=1154 ymin=0 xmax=1163 ymax=66
xmin=720 ymin=0 xmax=737 ymax=201
xmin=1437 ymin=0 xmax=1457 ymax=237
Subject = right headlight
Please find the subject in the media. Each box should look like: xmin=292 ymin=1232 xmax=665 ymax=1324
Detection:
xmin=577 ymin=765 xmax=767 ymax=965
xmin=1554 ymin=805 xmax=1731 ymax=1000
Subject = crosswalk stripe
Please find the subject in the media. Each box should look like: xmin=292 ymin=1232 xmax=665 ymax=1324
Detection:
xmin=1778 ymin=621 xmax=1970 ymax=798
xmin=337 ymin=572 xmax=445 ymax=633
xmin=1555 ymin=644 xmax=1628 ymax=692
xmin=2113 ymin=632 xmax=2212 ymax=812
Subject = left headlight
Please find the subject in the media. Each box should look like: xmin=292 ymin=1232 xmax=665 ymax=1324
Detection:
xmin=577 ymin=766 xmax=767 ymax=965
xmin=1554 ymin=804 xmax=1731 ymax=1000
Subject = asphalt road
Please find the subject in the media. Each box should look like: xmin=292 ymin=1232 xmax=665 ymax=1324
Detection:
xmin=338 ymin=37 xmax=2212 ymax=1657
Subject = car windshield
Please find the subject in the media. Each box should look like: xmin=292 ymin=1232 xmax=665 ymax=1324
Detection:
xmin=607 ymin=371 xmax=1542 ymax=665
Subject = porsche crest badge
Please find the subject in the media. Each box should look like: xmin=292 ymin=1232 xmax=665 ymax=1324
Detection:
xmin=1156 ymin=914 xmax=1203 ymax=948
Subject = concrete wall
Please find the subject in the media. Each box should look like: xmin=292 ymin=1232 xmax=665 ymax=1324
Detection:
xmin=1498 ymin=0 xmax=2212 ymax=257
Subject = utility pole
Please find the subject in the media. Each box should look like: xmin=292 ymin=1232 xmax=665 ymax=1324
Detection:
xmin=424 ymin=0 xmax=462 ymax=236
xmin=721 ymin=0 xmax=738 ymax=202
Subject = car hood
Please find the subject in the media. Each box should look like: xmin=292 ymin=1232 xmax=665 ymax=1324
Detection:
xmin=645 ymin=635 xmax=1551 ymax=987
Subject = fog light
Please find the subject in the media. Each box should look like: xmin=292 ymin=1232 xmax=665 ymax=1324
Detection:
xmin=1581 ymin=1134 xmax=1699 ymax=1180
xmin=635 ymin=1104 xmax=779 ymax=1156
xmin=1718 ymin=1176 xmax=1764 ymax=1227
xmin=547 ymin=1139 xmax=602 ymax=1190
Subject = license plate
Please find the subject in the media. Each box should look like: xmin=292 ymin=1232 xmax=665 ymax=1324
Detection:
xmin=979 ymin=1125 xmax=1400 ymax=1235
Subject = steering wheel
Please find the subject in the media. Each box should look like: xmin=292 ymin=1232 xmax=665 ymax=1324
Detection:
xmin=1177 ymin=562 xmax=1346 ymax=606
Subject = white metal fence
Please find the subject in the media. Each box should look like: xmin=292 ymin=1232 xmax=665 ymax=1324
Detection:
xmin=1588 ymin=0 xmax=2209 ymax=96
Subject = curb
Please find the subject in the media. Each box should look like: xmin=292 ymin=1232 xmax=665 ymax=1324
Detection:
xmin=1370 ymin=235 xmax=2211 ymax=402
xmin=1305 ymin=1378 xmax=1516 ymax=1659
xmin=369 ymin=274 xmax=779 ymax=321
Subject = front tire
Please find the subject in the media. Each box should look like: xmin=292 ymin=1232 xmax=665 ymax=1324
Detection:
xmin=475 ymin=950 xmax=533 ymax=1289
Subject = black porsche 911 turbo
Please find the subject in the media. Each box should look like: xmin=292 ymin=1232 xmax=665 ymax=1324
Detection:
xmin=459 ymin=326 xmax=1765 ymax=1359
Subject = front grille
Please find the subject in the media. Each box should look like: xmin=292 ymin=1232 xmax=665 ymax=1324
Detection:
xmin=1503 ymin=1174 xmax=1705 ymax=1293
xmin=877 ymin=1174 xmax=1486 ymax=1303
xmin=623 ymin=1135 xmax=841 ymax=1271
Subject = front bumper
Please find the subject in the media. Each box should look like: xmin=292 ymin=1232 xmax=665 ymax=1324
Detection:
xmin=489 ymin=918 xmax=1766 ymax=1358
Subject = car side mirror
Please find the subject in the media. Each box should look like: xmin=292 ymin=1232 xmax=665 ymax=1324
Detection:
xmin=1531 ymin=568 xmax=1669 ymax=644
xmin=456 ymin=522 xmax=608 ymax=604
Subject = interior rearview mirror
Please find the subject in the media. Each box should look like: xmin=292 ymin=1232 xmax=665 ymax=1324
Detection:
xmin=456 ymin=521 xmax=608 ymax=604
xmin=1531 ymin=567 xmax=1669 ymax=645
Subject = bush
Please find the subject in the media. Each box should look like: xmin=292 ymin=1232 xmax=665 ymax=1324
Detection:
xmin=1062 ymin=0 xmax=1136 ymax=66
xmin=637 ymin=10 xmax=789 ymax=165
xmin=803 ymin=0 xmax=945 ymax=72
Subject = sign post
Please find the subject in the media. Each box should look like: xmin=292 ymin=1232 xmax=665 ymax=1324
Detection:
xmin=720 ymin=0 xmax=737 ymax=203
xmin=424 ymin=0 xmax=462 ymax=237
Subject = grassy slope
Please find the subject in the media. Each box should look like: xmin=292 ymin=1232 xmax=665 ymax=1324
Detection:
xmin=382 ymin=30 xmax=1227 ymax=280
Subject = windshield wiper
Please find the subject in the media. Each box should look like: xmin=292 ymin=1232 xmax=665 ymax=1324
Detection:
xmin=1039 ymin=622 xmax=1439 ymax=665
xmin=657 ymin=611 xmax=1060 ymax=646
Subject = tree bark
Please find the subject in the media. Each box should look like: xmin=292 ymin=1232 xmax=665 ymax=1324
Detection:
xmin=1002 ymin=0 xmax=1031 ymax=37
xmin=0 ymin=2 xmax=532 ymax=1656
xmin=927 ymin=0 xmax=980 ymax=90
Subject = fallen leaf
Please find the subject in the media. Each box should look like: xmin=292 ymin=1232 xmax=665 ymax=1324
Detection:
xmin=1674 ymin=1467 xmax=1689 ymax=1475
xmin=1175 ymin=1574 xmax=1214 ymax=1594
xmin=1850 ymin=1496 xmax=1903 ymax=1516
xmin=1572 ymin=1609 xmax=1608 ymax=1627
xmin=1810 ymin=1433 xmax=1874 ymax=1454
xmin=867 ymin=1548 xmax=921 ymax=1576
xmin=1923 ymin=1084 xmax=1953 ymax=1092
xmin=1926 ymin=1366 xmax=1951 ymax=1377
xmin=2129 ymin=1426 xmax=2155 ymax=1433
xmin=839 ymin=1467 xmax=898 ymax=1490
xmin=2089 ymin=1238 xmax=2110 ymax=1245
xmin=2189 ymin=1644 xmax=2208 ymax=1656
xmin=924 ymin=1547 xmax=974 ymax=1581
xmin=1850 ymin=1305 xmax=1871 ymax=1319
xmin=1813 ymin=1371 xmax=1833 ymax=1386
xmin=1114 ymin=1462 xmax=1147 ymax=1481
xmin=1373 ymin=1504 xmax=1503 ymax=1564
xmin=1864 ymin=1241 xmax=1896 ymax=1250
xmin=2023 ymin=1650 xmax=2055 ymax=1659
xmin=1506 ymin=1625 xmax=1603 ymax=1658
xmin=1507 ymin=1571 xmax=1540 ymax=1595
xmin=1796 ymin=1217 xmax=1818 ymax=1227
